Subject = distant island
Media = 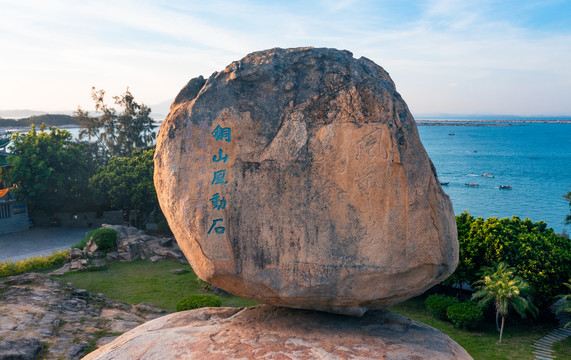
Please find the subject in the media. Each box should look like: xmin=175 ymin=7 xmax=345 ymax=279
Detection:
xmin=416 ymin=119 xmax=571 ymax=126
xmin=0 ymin=114 xmax=79 ymax=129
xmin=2 ymin=112 xmax=571 ymax=130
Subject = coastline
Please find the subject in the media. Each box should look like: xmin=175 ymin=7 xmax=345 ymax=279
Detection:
xmin=415 ymin=119 xmax=571 ymax=126
xmin=2 ymin=119 xmax=571 ymax=130
xmin=0 ymin=122 xmax=162 ymax=131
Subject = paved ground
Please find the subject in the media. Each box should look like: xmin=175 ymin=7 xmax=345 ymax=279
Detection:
xmin=0 ymin=227 xmax=90 ymax=262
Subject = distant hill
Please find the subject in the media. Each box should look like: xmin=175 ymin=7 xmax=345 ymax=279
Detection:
xmin=415 ymin=113 xmax=571 ymax=121
xmin=149 ymin=98 xmax=174 ymax=120
xmin=0 ymin=114 xmax=78 ymax=129
xmin=0 ymin=109 xmax=50 ymax=119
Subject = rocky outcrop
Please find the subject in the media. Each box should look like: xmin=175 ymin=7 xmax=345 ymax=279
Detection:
xmin=0 ymin=338 xmax=43 ymax=360
xmin=85 ymin=305 xmax=472 ymax=360
xmin=0 ymin=273 xmax=166 ymax=360
xmin=60 ymin=225 xmax=187 ymax=273
xmin=103 ymin=224 xmax=187 ymax=263
xmin=154 ymin=47 xmax=458 ymax=315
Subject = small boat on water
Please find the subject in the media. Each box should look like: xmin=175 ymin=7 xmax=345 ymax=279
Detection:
xmin=448 ymin=133 xmax=455 ymax=136
xmin=481 ymin=173 xmax=495 ymax=178
xmin=499 ymin=185 xmax=512 ymax=190
xmin=440 ymin=182 xmax=449 ymax=186
xmin=465 ymin=183 xmax=479 ymax=187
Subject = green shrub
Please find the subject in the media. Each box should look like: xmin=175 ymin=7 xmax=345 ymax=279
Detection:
xmin=176 ymin=294 xmax=221 ymax=312
xmin=91 ymin=228 xmax=118 ymax=250
xmin=425 ymin=294 xmax=459 ymax=320
xmin=446 ymin=302 xmax=484 ymax=329
xmin=0 ymin=250 xmax=70 ymax=277
xmin=72 ymin=229 xmax=97 ymax=250
xmin=449 ymin=212 xmax=571 ymax=310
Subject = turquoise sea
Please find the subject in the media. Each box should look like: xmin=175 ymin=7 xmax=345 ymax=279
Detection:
xmin=417 ymin=123 xmax=571 ymax=234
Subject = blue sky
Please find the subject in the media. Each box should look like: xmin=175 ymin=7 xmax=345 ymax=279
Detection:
xmin=1 ymin=0 xmax=571 ymax=116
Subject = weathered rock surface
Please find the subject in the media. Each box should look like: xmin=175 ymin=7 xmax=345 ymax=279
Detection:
xmin=0 ymin=338 xmax=43 ymax=360
xmin=104 ymin=224 xmax=187 ymax=264
xmin=55 ymin=225 xmax=187 ymax=274
xmin=154 ymin=47 xmax=458 ymax=315
xmin=84 ymin=305 xmax=472 ymax=360
xmin=0 ymin=273 xmax=166 ymax=360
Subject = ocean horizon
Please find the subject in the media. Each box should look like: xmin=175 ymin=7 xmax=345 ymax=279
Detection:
xmin=418 ymin=122 xmax=570 ymax=234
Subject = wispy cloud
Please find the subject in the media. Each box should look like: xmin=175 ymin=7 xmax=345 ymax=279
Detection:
xmin=1 ymin=0 xmax=570 ymax=115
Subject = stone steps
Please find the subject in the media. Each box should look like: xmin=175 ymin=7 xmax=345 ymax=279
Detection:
xmin=532 ymin=301 xmax=570 ymax=360
xmin=532 ymin=351 xmax=554 ymax=358
xmin=532 ymin=343 xmax=553 ymax=351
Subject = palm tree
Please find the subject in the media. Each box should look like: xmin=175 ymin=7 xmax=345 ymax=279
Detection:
xmin=472 ymin=262 xmax=538 ymax=343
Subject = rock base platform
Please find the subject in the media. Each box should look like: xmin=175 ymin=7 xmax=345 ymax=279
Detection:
xmin=85 ymin=305 xmax=472 ymax=359
xmin=0 ymin=273 xmax=167 ymax=360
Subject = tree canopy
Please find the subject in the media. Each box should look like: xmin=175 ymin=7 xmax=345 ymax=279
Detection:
xmin=7 ymin=124 xmax=93 ymax=214
xmin=74 ymin=87 xmax=156 ymax=158
xmin=473 ymin=262 xmax=538 ymax=343
xmin=449 ymin=212 xmax=571 ymax=310
xmin=88 ymin=148 xmax=157 ymax=228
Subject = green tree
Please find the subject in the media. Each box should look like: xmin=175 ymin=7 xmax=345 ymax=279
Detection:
xmin=89 ymin=149 xmax=157 ymax=228
xmin=449 ymin=212 xmax=571 ymax=310
xmin=446 ymin=211 xmax=481 ymax=288
xmin=7 ymin=124 xmax=93 ymax=214
xmin=473 ymin=262 xmax=538 ymax=344
xmin=74 ymin=87 xmax=156 ymax=158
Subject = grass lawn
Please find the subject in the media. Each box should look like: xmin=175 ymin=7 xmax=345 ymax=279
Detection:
xmin=552 ymin=336 xmax=570 ymax=359
xmin=57 ymin=261 xmax=562 ymax=359
xmin=57 ymin=259 xmax=257 ymax=312
xmin=389 ymin=297 xmax=556 ymax=360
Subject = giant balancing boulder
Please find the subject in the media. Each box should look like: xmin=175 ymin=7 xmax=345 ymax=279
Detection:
xmin=154 ymin=47 xmax=458 ymax=316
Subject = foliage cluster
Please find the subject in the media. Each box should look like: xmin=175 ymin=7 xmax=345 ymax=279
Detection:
xmin=0 ymin=250 xmax=69 ymax=277
xmin=72 ymin=229 xmax=97 ymax=250
xmin=7 ymin=124 xmax=93 ymax=214
xmin=446 ymin=302 xmax=484 ymax=329
xmin=75 ymin=87 xmax=156 ymax=158
xmin=424 ymin=294 xmax=484 ymax=330
xmin=425 ymin=294 xmax=459 ymax=320
xmin=91 ymin=228 xmax=118 ymax=250
xmin=89 ymin=149 xmax=157 ymax=228
xmin=472 ymin=262 xmax=538 ymax=343
xmin=6 ymin=89 xmax=158 ymax=228
xmin=176 ymin=294 xmax=221 ymax=312
xmin=449 ymin=212 xmax=571 ymax=310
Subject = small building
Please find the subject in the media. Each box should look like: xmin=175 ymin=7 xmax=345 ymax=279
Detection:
xmin=0 ymin=148 xmax=29 ymax=235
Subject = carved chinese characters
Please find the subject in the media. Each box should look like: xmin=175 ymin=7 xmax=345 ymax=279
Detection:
xmin=154 ymin=47 xmax=458 ymax=316
xmin=207 ymin=125 xmax=232 ymax=235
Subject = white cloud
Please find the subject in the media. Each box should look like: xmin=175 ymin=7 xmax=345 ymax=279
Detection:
xmin=1 ymin=0 xmax=570 ymax=115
